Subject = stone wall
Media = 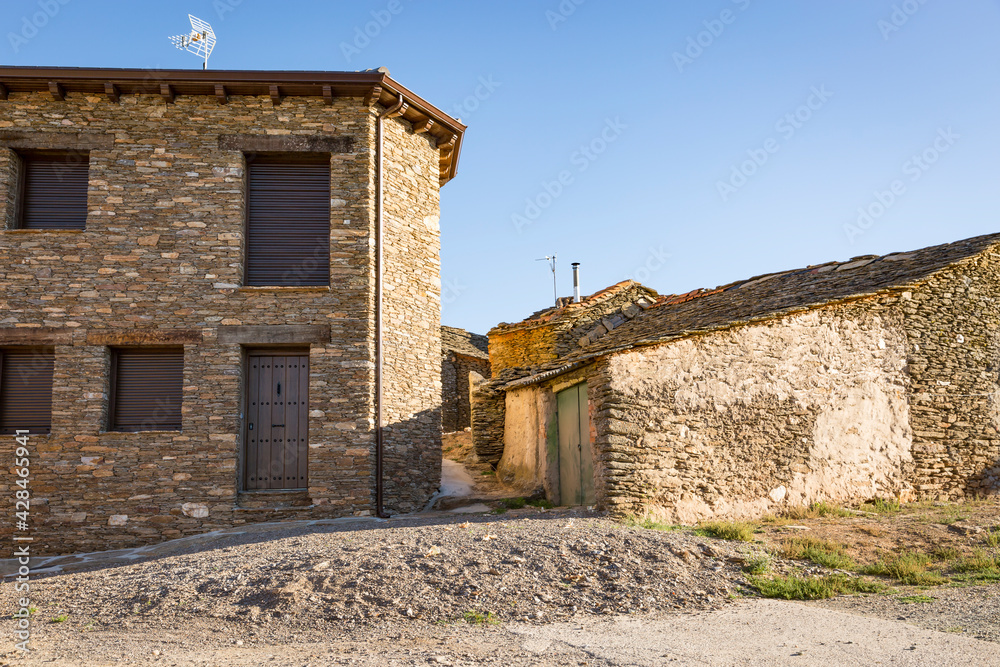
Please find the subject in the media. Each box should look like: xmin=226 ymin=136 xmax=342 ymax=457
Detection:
xmin=442 ymin=352 xmax=491 ymax=432
xmin=471 ymin=377 xmax=507 ymax=466
xmin=0 ymin=88 xmax=445 ymax=554
xmin=441 ymin=326 xmax=490 ymax=432
xmin=594 ymin=305 xmax=914 ymax=522
xmin=378 ymin=114 xmax=443 ymax=513
xmin=892 ymin=249 xmax=1000 ymax=499
xmin=488 ymin=282 xmax=656 ymax=373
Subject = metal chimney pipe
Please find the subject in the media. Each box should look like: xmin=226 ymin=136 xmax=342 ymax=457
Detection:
xmin=572 ymin=262 xmax=581 ymax=303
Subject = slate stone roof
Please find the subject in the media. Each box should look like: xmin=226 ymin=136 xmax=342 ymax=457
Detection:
xmin=441 ymin=325 xmax=489 ymax=360
xmin=504 ymin=232 xmax=1000 ymax=388
xmin=496 ymin=281 xmax=658 ymax=330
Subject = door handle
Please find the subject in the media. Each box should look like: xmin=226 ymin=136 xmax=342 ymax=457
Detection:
xmin=248 ymin=423 xmax=253 ymax=431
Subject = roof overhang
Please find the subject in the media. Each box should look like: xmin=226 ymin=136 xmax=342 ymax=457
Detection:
xmin=0 ymin=66 xmax=466 ymax=185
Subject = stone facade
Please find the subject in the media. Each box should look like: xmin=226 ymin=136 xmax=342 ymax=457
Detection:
xmin=440 ymin=326 xmax=490 ymax=432
xmin=0 ymin=69 xmax=463 ymax=555
xmin=892 ymin=249 xmax=1000 ymax=499
xmin=595 ymin=305 xmax=913 ymax=522
xmin=488 ymin=282 xmax=657 ymax=373
xmin=488 ymin=237 xmax=1000 ymax=520
xmin=475 ymin=281 xmax=656 ymax=465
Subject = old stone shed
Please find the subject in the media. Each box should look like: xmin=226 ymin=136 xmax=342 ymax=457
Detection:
xmin=0 ymin=66 xmax=465 ymax=555
xmin=480 ymin=234 xmax=1000 ymax=522
xmin=440 ymin=326 xmax=490 ymax=433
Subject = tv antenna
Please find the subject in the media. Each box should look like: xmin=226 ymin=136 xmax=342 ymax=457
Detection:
xmin=536 ymin=253 xmax=558 ymax=307
xmin=169 ymin=15 xmax=216 ymax=69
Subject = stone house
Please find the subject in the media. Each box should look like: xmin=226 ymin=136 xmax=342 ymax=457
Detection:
xmin=472 ymin=281 xmax=658 ymax=466
xmin=0 ymin=66 xmax=465 ymax=555
xmin=440 ymin=325 xmax=489 ymax=433
xmin=478 ymin=235 xmax=1000 ymax=521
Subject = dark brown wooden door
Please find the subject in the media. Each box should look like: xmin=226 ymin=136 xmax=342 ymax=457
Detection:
xmin=244 ymin=353 xmax=309 ymax=490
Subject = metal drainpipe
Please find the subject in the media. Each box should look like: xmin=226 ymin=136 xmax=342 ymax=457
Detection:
xmin=375 ymin=93 xmax=407 ymax=519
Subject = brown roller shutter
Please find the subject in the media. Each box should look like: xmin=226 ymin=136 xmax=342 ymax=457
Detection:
xmin=110 ymin=348 xmax=183 ymax=432
xmin=19 ymin=152 xmax=89 ymax=230
xmin=245 ymin=155 xmax=331 ymax=286
xmin=0 ymin=348 xmax=54 ymax=435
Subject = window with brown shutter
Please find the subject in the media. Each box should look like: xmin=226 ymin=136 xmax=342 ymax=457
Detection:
xmin=0 ymin=347 xmax=54 ymax=435
xmin=245 ymin=155 xmax=331 ymax=286
xmin=17 ymin=151 xmax=89 ymax=230
xmin=109 ymin=348 xmax=183 ymax=432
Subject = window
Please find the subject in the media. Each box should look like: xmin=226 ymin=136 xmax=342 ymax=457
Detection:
xmin=245 ymin=155 xmax=331 ymax=286
xmin=109 ymin=348 xmax=183 ymax=432
xmin=0 ymin=348 xmax=54 ymax=435
xmin=17 ymin=151 xmax=89 ymax=230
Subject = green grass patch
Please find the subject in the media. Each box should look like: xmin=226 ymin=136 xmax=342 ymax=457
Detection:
xmin=696 ymin=521 xmax=757 ymax=542
xmin=863 ymin=498 xmax=902 ymax=514
xmin=951 ymin=549 xmax=1000 ymax=576
xmin=898 ymin=594 xmax=935 ymax=604
xmin=50 ymin=614 xmax=69 ymax=623
xmin=933 ymin=509 xmax=968 ymax=525
xmin=861 ymin=551 xmax=947 ymax=586
xmin=780 ymin=536 xmax=855 ymax=570
xmin=500 ymin=497 xmax=527 ymax=510
xmin=749 ymin=574 xmax=886 ymax=600
xmin=743 ymin=553 xmax=771 ymax=575
xmin=986 ymin=529 xmax=1000 ymax=549
xmin=810 ymin=501 xmax=854 ymax=518
xmin=930 ymin=546 xmax=961 ymax=562
xmin=525 ymin=498 xmax=554 ymax=509
xmin=463 ymin=610 xmax=499 ymax=625
xmin=480 ymin=470 xmax=494 ymax=476
xmin=784 ymin=501 xmax=854 ymax=520
xmin=623 ymin=515 xmax=682 ymax=532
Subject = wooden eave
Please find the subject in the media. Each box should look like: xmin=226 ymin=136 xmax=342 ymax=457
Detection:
xmin=0 ymin=66 xmax=466 ymax=185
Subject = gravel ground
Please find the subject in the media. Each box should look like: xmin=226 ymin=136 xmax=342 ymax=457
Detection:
xmin=809 ymin=583 xmax=1000 ymax=643
xmin=2 ymin=506 xmax=998 ymax=665
xmin=3 ymin=509 xmax=746 ymax=629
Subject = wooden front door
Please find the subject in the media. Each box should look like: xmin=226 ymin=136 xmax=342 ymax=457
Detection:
xmin=244 ymin=352 xmax=309 ymax=490
xmin=557 ymin=382 xmax=595 ymax=506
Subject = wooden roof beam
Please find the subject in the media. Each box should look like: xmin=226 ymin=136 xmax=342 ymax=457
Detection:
xmin=104 ymin=82 xmax=119 ymax=104
xmin=160 ymin=84 xmax=174 ymax=104
xmin=413 ymin=118 xmax=435 ymax=134
xmin=269 ymin=84 xmax=281 ymax=107
xmin=215 ymin=84 xmax=228 ymax=104
xmin=322 ymin=85 xmax=334 ymax=105
xmin=437 ymin=133 xmax=457 ymax=152
xmin=364 ymin=85 xmax=382 ymax=106
xmin=48 ymin=81 xmax=64 ymax=101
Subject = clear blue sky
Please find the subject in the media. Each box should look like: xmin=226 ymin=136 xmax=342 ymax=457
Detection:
xmin=4 ymin=0 xmax=999 ymax=334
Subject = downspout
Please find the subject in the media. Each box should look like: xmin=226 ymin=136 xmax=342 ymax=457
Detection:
xmin=375 ymin=93 xmax=407 ymax=519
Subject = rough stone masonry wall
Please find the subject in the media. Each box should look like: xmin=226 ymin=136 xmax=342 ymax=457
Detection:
xmin=594 ymin=305 xmax=913 ymax=523
xmin=488 ymin=324 xmax=559 ymax=373
xmin=471 ymin=377 xmax=508 ymax=467
xmin=896 ymin=250 xmax=1000 ymax=499
xmin=0 ymin=90 xmax=441 ymax=554
xmin=488 ymin=283 xmax=655 ymax=373
xmin=378 ymin=114 xmax=442 ymax=513
xmin=441 ymin=352 xmax=491 ymax=432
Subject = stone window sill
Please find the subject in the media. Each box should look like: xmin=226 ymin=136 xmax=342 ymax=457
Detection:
xmin=100 ymin=430 xmax=183 ymax=435
xmin=2 ymin=229 xmax=85 ymax=234
xmin=238 ymin=286 xmax=331 ymax=293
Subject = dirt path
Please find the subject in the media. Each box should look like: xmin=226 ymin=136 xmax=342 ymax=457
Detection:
xmin=6 ymin=599 xmax=999 ymax=666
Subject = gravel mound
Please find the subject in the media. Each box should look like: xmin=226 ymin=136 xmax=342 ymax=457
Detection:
xmin=15 ymin=511 xmax=753 ymax=629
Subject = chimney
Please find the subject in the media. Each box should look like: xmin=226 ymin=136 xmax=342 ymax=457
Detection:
xmin=572 ymin=262 xmax=581 ymax=303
